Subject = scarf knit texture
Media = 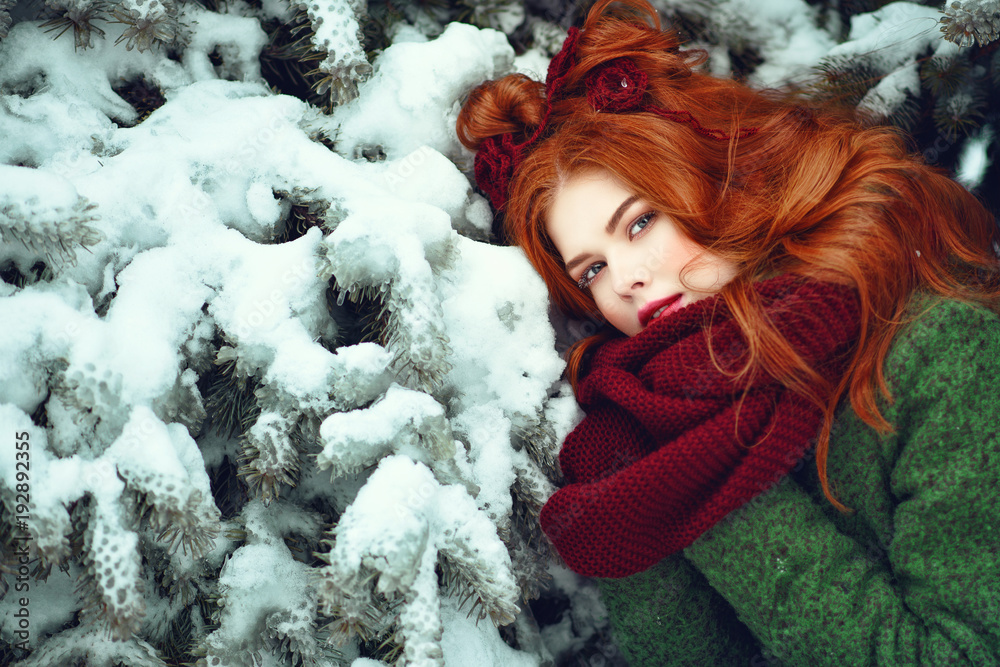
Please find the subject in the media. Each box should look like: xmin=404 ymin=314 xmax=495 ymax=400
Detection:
xmin=539 ymin=275 xmax=861 ymax=578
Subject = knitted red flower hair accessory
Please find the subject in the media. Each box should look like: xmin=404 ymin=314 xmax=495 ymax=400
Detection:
xmin=473 ymin=27 xmax=758 ymax=212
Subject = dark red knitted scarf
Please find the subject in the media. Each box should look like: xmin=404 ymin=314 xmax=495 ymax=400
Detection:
xmin=539 ymin=275 xmax=861 ymax=578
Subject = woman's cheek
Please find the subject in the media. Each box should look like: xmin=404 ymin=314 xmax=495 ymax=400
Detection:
xmin=594 ymin=295 xmax=639 ymax=336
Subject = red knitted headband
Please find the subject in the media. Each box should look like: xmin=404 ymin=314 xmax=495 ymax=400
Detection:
xmin=473 ymin=27 xmax=758 ymax=212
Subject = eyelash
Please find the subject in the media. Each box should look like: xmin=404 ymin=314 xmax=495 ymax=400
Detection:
xmin=575 ymin=211 xmax=656 ymax=290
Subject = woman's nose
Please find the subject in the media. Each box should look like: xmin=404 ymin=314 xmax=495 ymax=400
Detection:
xmin=611 ymin=264 xmax=648 ymax=298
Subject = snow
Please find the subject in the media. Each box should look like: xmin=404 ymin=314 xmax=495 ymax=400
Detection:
xmin=332 ymin=21 xmax=515 ymax=160
xmin=0 ymin=285 xmax=95 ymax=414
xmin=320 ymin=455 xmax=527 ymax=665
xmin=450 ymin=405 xmax=519 ymax=522
xmin=654 ymin=0 xmax=837 ymax=85
xmin=324 ymin=197 xmax=454 ymax=290
xmin=375 ymin=146 xmax=474 ymax=223
xmin=514 ymin=47 xmax=552 ymax=80
xmin=956 ymin=124 xmax=994 ymax=189
xmin=0 ymin=164 xmax=80 ymax=211
xmin=317 ymin=383 xmax=455 ymax=477
xmin=181 ymin=3 xmax=268 ymax=82
xmin=824 ymin=2 xmax=963 ymax=118
xmin=831 ymin=2 xmax=947 ymax=69
xmin=535 ymin=563 xmax=614 ymax=662
xmin=326 ymin=342 xmax=394 ymax=410
xmin=107 ymin=406 xmax=190 ymax=481
xmin=730 ymin=0 xmax=838 ymax=86
xmin=440 ymin=238 xmax=564 ymax=420
xmin=439 ymin=595 xmax=539 ymax=667
xmin=859 ymin=61 xmax=921 ymax=118
xmin=0 ymin=565 xmax=80 ymax=650
xmin=85 ymin=243 xmax=216 ymax=403
xmin=204 ymin=499 xmax=321 ymax=662
xmin=0 ymin=22 xmax=159 ymax=131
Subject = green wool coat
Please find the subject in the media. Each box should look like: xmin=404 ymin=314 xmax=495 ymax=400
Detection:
xmin=597 ymin=297 xmax=1000 ymax=666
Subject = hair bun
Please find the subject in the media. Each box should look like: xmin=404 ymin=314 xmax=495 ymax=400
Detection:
xmin=457 ymin=74 xmax=547 ymax=151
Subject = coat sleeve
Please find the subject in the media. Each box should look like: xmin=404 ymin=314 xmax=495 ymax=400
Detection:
xmin=596 ymin=554 xmax=761 ymax=667
xmin=683 ymin=299 xmax=1000 ymax=666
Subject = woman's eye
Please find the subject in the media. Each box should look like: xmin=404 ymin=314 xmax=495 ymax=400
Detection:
xmin=577 ymin=262 xmax=605 ymax=290
xmin=628 ymin=212 xmax=655 ymax=238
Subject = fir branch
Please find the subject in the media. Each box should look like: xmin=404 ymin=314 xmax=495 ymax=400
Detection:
xmin=0 ymin=495 xmax=16 ymax=597
xmin=237 ymin=410 xmax=303 ymax=504
xmin=940 ymin=0 xmax=1000 ymax=47
xmin=512 ymin=417 xmax=561 ymax=478
xmin=0 ymin=260 xmax=51 ymax=290
xmin=810 ymin=54 xmax=883 ymax=108
xmin=317 ymin=457 xmax=522 ymax=666
xmin=111 ymin=429 xmax=222 ymax=562
xmin=76 ymin=501 xmax=146 ymax=642
xmin=0 ymin=0 xmax=13 ymax=40
xmin=360 ymin=0 xmax=411 ymax=55
xmin=437 ymin=539 xmax=519 ymax=627
xmin=196 ymin=501 xmax=331 ymax=667
xmin=933 ymin=87 xmax=987 ymax=139
xmin=67 ymin=496 xmax=91 ymax=563
xmin=206 ymin=454 xmax=247 ymax=521
xmin=20 ymin=480 xmax=74 ymax=569
xmin=139 ymin=541 xmax=205 ymax=663
xmin=260 ymin=8 xmax=318 ymax=99
xmin=0 ymin=642 xmax=16 ymax=667
xmin=10 ymin=625 xmax=168 ymax=667
xmin=920 ymin=53 xmax=973 ymax=96
xmin=510 ymin=467 xmax=554 ymax=543
xmin=506 ymin=529 xmax=552 ymax=605
xmin=124 ymin=483 xmax=219 ymax=560
xmin=144 ymin=539 xmax=196 ymax=608
xmin=157 ymin=604 xmax=197 ymax=665
xmin=383 ymin=284 xmax=454 ymax=393
xmin=275 ymin=200 xmax=324 ymax=245
xmin=317 ymin=584 xmax=396 ymax=646
xmin=438 ymin=553 xmax=513 ymax=625
xmin=111 ymin=0 xmax=177 ymax=52
xmin=882 ymin=94 xmax=922 ymax=133
xmin=452 ymin=0 xmax=521 ymax=31
xmin=327 ymin=279 xmax=390 ymax=350
xmin=366 ymin=631 xmax=404 ymax=666
xmin=260 ymin=8 xmax=363 ymax=113
xmin=204 ymin=356 xmax=261 ymax=441
xmin=271 ymin=187 xmax=344 ymax=243
xmin=263 ymin=606 xmax=347 ymax=667
xmin=0 ymin=194 xmax=102 ymax=269
xmin=157 ymin=369 xmax=209 ymax=438
xmin=40 ymin=0 xmax=108 ymax=50
xmin=316 ymin=383 xmax=455 ymax=479
xmin=328 ymin=273 xmax=453 ymax=394
xmin=297 ymin=0 xmax=372 ymax=109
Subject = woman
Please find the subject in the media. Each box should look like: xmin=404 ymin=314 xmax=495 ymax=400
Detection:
xmin=457 ymin=0 xmax=1000 ymax=664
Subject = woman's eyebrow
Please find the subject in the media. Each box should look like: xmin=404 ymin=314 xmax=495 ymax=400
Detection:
xmin=563 ymin=195 xmax=640 ymax=274
xmin=606 ymin=195 xmax=639 ymax=234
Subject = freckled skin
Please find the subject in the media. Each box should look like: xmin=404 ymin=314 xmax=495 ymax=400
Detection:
xmin=546 ymin=170 xmax=738 ymax=336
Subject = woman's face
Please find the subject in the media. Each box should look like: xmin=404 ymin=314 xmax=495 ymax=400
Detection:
xmin=546 ymin=170 xmax=738 ymax=336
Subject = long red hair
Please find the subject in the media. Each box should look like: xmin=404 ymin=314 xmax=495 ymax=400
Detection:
xmin=456 ymin=0 xmax=1000 ymax=511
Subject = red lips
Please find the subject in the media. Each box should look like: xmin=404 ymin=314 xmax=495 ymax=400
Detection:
xmin=638 ymin=294 xmax=681 ymax=328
